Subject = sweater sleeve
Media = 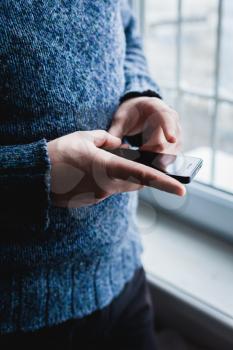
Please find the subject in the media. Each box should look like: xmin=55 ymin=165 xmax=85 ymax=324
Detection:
xmin=0 ymin=139 xmax=51 ymax=236
xmin=120 ymin=0 xmax=162 ymax=103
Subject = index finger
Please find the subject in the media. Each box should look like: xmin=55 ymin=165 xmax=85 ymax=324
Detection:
xmin=158 ymin=111 xmax=180 ymax=144
xmin=103 ymin=150 xmax=186 ymax=196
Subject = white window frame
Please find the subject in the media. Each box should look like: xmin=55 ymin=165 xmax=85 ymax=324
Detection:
xmin=131 ymin=0 xmax=233 ymax=240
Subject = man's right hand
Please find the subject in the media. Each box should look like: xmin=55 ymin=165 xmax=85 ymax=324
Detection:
xmin=47 ymin=130 xmax=186 ymax=208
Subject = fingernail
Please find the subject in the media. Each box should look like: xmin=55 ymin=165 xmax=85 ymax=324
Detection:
xmin=169 ymin=135 xmax=176 ymax=143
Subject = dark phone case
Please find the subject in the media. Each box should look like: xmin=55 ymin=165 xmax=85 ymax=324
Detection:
xmin=170 ymin=161 xmax=203 ymax=184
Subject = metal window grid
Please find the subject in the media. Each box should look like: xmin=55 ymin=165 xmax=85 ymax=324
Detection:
xmin=132 ymin=0 xmax=233 ymax=188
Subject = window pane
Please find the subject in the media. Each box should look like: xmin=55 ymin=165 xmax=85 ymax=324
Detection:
xmin=180 ymin=0 xmax=218 ymax=93
xmin=219 ymin=0 xmax=233 ymax=99
xmin=179 ymin=95 xmax=213 ymax=152
xmin=214 ymin=103 xmax=233 ymax=194
xmin=142 ymin=0 xmax=233 ymax=193
xmin=216 ymin=103 xmax=233 ymax=156
xmin=163 ymin=89 xmax=177 ymax=109
xmin=144 ymin=0 xmax=177 ymax=86
xmin=144 ymin=26 xmax=176 ymax=86
xmin=146 ymin=0 xmax=177 ymax=23
xmin=182 ymin=0 xmax=217 ymax=18
xmin=179 ymin=95 xmax=214 ymax=185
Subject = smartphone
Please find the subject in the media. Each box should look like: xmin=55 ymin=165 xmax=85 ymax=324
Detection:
xmin=108 ymin=148 xmax=203 ymax=184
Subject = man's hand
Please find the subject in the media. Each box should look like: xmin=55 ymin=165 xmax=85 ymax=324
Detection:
xmin=48 ymin=130 xmax=186 ymax=208
xmin=109 ymin=97 xmax=182 ymax=154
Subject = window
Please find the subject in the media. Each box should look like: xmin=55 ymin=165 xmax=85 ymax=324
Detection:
xmin=131 ymin=0 xmax=233 ymax=239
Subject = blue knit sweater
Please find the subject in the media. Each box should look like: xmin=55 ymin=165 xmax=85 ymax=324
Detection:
xmin=0 ymin=0 xmax=160 ymax=333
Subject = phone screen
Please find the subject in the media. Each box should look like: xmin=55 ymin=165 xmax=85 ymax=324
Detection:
xmin=108 ymin=148 xmax=203 ymax=183
xmin=146 ymin=153 xmax=197 ymax=176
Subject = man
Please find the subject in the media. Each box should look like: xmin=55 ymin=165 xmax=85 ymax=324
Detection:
xmin=0 ymin=1 xmax=185 ymax=349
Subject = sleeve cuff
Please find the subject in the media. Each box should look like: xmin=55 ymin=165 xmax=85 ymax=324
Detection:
xmin=0 ymin=139 xmax=51 ymax=237
xmin=120 ymin=76 xmax=162 ymax=104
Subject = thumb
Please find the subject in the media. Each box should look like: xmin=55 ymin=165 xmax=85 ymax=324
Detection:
xmin=92 ymin=130 xmax=122 ymax=150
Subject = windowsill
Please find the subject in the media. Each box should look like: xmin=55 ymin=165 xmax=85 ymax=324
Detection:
xmin=137 ymin=200 xmax=233 ymax=340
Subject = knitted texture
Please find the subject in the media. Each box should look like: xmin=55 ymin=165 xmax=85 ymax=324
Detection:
xmin=0 ymin=0 xmax=160 ymax=333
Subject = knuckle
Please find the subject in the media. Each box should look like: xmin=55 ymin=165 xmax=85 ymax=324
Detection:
xmin=97 ymin=129 xmax=107 ymax=136
xmin=138 ymin=169 xmax=148 ymax=184
xmin=136 ymin=169 xmax=144 ymax=184
xmin=151 ymin=172 xmax=159 ymax=182
xmin=147 ymin=176 xmax=157 ymax=187
xmin=159 ymin=106 xmax=169 ymax=115
xmin=162 ymin=143 xmax=167 ymax=151
xmin=157 ymin=143 xmax=166 ymax=152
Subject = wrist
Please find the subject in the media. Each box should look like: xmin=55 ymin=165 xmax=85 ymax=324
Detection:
xmin=47 ymin=139 xmax=61 ymax=165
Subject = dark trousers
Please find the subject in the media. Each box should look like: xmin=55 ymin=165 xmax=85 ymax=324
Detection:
xmin=0 ymin=268 xmax=157 ymax=350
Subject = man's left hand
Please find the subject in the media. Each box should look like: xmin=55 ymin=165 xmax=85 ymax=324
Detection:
xmin=108 ymin=97 xmax=182 ymax=154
